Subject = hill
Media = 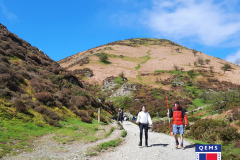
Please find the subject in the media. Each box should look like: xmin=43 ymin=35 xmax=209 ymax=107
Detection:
xmin=0 ymin=23 xmax=116 ymax=158
xmin=58 ymin=38 xmax=240 ymax=87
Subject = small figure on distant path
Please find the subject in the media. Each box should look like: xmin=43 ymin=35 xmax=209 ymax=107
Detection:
xmin=132 ymin=116 xmax=136 ymax=121
xmin=168 ymin=101 xmax=188 ymax=150
xmin=117 ymin=108 xmax=123 ymax=123
xmin=136 ymin=105 xmax=152 ymax=147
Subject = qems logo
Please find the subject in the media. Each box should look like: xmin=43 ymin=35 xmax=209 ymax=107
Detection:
xmin=195 ymin=144 xmax=221 ymax=160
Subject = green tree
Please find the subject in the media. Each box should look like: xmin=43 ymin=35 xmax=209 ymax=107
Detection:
xmin=100 ymin=53 xmax=108 ymax=63
xmin=221 ymin=64 xmax=231 ymax=73
xmin=187 ymin=70 xmax=195 ymax=78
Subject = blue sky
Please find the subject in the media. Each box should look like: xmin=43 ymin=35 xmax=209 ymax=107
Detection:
xmin=1 ymin=0 xmax=240 ymax=63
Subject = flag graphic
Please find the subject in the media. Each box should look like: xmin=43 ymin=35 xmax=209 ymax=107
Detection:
xmin=199 ymin=153 xmax=218 ymax=160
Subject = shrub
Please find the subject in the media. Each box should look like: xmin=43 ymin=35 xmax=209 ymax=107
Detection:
xmin=205 ymin=59 xmax=210 ymax=64
xmin=99 ymin=53 xmax=108 ymax=62
xmin=87 ymin=109 xmax=94 ymax=117
xmin=15 ymin=99 xmax=27 ymax=112
xmin=100 ymin=116 xmax=108 ymax=123
xmin=45 ymin=109 xmax=61 ymax=120
xmin=173 ymin=64 xmax=178 ymax=71
xmin=111 ymin=95 xmax=133 ymax=110
xmin=121 ymin=130 xmax=127 ymax=137
xmin=47 ymin=119 xmax=62 ymax=128
xmin=197 ymin=57 xmax=204 ymax=66
xmin=187 ymin=70 xmax=195 ymax=78
xmin=221 ymin=64 xmax=232 ymax=73
xmin=75 ymin=96 xmax=88 ymax=109
xmin=75 ymin=110 xmax=92 ymax=123
xmin=35 ymin=92 xmax=54 ymax=103
xmin=186 ymin=81 xmax=193 ymax=86
xmin=34 ymin=106 xmax=47 ymax=114
xmin=16 ymin=70 xmax=31 ymax=80
xmin=220 ymin=127 xmax=240 ymax=142
xmin=234 ymin=141 xmax=240 ymax=148
xmin=61 ymin=88 xmax=71 ymax=96
xmin=192 ymin=49 xmax=198 ymax=56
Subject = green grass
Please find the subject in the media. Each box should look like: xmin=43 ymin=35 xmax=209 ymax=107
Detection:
xmin=114 ymin=77 xmax=125 ymax=83
xmin=121 ymin=130 xmax=127 ymax=137
xmin=9 ymin=56 xmax=19 ymax=61
xmin=98 ymin=138 xmax=122 ymax=150
xmin=105 ymin=127 xmax=115 ymax=138
xmin=192 ymin=98 xmax=206 ymax=107
xmin=0 ymin=118 xmax=104 ymax=158
xmin=99 ymin=60 xmax=111 ymax=65
xmin=135 ymin=50 xmax=151 ymax=70
xmin=169 ymin=70 xmax=184 ymax=75
xmin=154 ymin=70 xmax=165 ymax=73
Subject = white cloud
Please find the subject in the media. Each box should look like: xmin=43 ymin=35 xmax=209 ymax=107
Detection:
xmin=111 ymin=0 xmax=240 ymax=46
xmin=225 ymin=50 xmax=240 ymax=63
xmin=143 ymin=0 xmax=240 ymax=46
xmin=0 ymin=1 xmax=19 ymax=22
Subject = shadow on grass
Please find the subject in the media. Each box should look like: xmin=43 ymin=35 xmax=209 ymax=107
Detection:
xmin=100 ymin=60 xmax=111 ymax=65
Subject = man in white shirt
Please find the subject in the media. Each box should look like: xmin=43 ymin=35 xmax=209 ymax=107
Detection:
xmin=136 ymin=105 xmax=152 ymax=147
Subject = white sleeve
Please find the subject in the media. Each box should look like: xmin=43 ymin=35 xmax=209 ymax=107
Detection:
xmin=136 ymin=112 xmax=140 ymax=123
xmin=148 ymin=113 xmax=152 ymax=125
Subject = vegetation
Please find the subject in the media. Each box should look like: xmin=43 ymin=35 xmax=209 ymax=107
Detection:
xmin=105 ymin=127 xmax=115 ymax=138
xmin=221 ymin=63 xmax=232 ymax=73
xmin=110 ymin=95 xmax=133 ymax=110
xmin=121 ymin=130 xmax=127 ymax=137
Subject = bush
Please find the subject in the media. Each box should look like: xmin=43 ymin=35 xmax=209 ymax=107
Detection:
xmin=234 ymin=141 xmax=240 ymax=148
xmin=187 ymin=70 xmax=195 ymax=78
xmin=75 ymin=110 xmax=92 ymax=123
xmin=34 ymin=106 xmax=46 ymax=113
xmin=186 ymin=81 xmax=193 ymax=86
xmin=220 ymin=127 xmax=240 ymax=142
xmin=45 ymin=109 xmax=61 ymax=120
xmin=87 ymin=109 xmax=94 ymax=117
xmin=100 ymin=116 xmax=108 ymax=123
xmin=99 ymin=53 xmax=108 ymax=63
xmin=15 ymin=99 xmax=27 ymax=112
xmin=111 ymin=95 xmax=133 ymax=110
xmin=221 ymin=64 xmax=232 ymax=73
xmin=205 ymin=59 xmax=210 ymax=64
xmin=35 ymin=92 xmax=54 ymax=103
xmin=197 ymin=57 xmax=204 ymax=66
xmin=121 ymin=130 xmax=127 ymax=137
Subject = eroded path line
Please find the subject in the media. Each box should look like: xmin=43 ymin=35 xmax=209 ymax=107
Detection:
xmin=93 ymin=121 xmax=195 ymax=160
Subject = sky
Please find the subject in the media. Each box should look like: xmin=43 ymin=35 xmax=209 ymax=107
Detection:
xmin=1 ymin=0 xmax=240 ymax=63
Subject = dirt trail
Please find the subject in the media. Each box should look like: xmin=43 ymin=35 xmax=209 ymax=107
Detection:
xmin=3 ymin=122 xmax=121 ymax=160
xmin=93 ymin=121 xmax=195 ymax=160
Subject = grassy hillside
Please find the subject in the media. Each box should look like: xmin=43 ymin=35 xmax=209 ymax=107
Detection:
xmin=0 ymin=23 xmax=116 ymax=158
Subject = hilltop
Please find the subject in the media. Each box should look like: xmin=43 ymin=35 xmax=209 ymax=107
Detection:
xmin=58 ymin=38 xmax=240 ymax=88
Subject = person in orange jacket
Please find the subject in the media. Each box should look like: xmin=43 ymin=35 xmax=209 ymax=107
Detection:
xmin=168 ymin=101 xmax=188 ymax=150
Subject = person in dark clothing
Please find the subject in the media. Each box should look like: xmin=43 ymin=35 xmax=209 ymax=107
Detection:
xmin=117 ymin=108 xmax=123 ymax=123
xmin=136 ymin=105 xmax=152 ymax=147
xmin=168 ymin=101 xmax=188 ymax=150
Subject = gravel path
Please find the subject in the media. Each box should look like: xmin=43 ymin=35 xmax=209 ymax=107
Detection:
xmin=93 ymin=121 xmax=195 ymax=160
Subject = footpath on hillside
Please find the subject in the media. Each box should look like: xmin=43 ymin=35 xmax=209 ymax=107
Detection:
xmin=94 ymin=121 xmax=195 ymax=160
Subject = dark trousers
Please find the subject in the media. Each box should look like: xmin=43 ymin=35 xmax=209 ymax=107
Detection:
xmin=139 ymin=123 xmax=148 ymax=142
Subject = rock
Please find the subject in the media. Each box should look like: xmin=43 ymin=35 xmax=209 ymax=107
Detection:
xmin=110 ymin=83 xmax=136 ymax=98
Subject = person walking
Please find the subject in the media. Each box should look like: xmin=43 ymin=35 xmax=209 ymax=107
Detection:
xmin=136 ymin=105 xmax=152 ymax=147
xmin=168 ymin=101 xmax=188 ymax=150
xmin=117 ymin=108 xmax=123 ymax=123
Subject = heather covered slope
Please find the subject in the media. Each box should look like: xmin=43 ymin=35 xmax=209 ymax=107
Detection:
xmin=0 ymin=23 xmax=116 ymax=158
